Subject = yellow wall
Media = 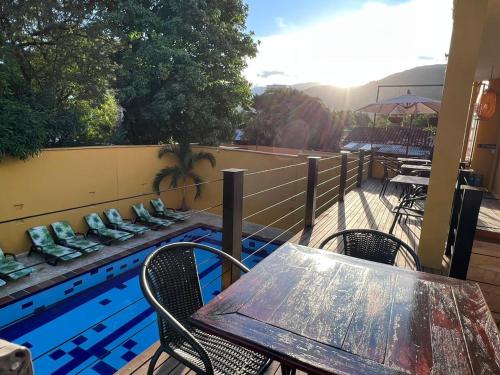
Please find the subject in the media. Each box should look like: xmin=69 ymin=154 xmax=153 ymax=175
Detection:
xmin=471 ymin=80 xmax=500 ymax=189
xmin=0 ymin=145 xmax=346 ymax=253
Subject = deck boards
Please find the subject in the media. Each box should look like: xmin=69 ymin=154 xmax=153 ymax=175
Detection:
xmin=291 ymin=178 xmax=428 ymax=271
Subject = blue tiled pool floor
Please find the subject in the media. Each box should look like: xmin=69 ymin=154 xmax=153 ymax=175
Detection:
xmin=0 ymin=227 xmax=279 ymax=375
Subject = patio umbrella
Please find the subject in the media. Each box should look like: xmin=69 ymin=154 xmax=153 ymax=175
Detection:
xmin=356 ymin=92 xmax=441 ymax=115
xmin=356 ymin=91 xmax=441 ymax=155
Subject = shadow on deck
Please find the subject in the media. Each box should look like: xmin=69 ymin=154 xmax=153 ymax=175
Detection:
xmin=291 ymin=178 xmax=436 ymax=272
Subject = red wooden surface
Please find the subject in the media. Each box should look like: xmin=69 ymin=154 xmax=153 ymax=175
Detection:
xmin=191 ymin=243 xmax=500 ymax=375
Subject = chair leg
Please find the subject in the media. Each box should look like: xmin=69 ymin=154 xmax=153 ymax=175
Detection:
xmin=389 ymin=213 xmax=399 ymax=234
xmin=281 ymin=365 xmax=296 ymax=375
xmin=147 ymin=346 xmax=163 ymax=375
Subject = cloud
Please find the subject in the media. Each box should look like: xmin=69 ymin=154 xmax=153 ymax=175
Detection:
xmin=257 ymin=70 xmax=287 ymax=78
xmin=245 ymin=0 xmax=453 ymax=87
xmin=275 ymin=17 xmax=287 ymax=30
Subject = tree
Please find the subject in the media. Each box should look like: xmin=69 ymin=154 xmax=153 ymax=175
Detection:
xmin=246 ymin=88 xmax=344 ymax=151
xmin=153 ymin=144 xmax=216 ymax=210
xmin=111 ymin=0 xmax=257 ymax=146
xmin=0 ymin=0 xmax=119 ymax=158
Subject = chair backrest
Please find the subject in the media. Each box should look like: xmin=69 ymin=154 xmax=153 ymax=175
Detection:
xmin=319 ymin=229 xmax=421 ymax=271
xmin=0 ymin=248 xmax=4 ymax=263
xmin=51 ymin=221 xmax=76 ymax=241
xmin=151 ymin=198 xmax=165 ymax=213
xmin=104 ymin=208 xmax=124 ymax=224
xmin=133 ymin=203 xmax=151 ymax=219
xmin=27 ymin=226 xmax=56 ymax=247
xmin=141 ymin=242 xmax=249 ymax=370
xmin=85 ymin=213 xmax=106 ymax=230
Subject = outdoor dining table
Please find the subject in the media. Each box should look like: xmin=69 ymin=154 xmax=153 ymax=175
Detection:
xmin=390 ymin=174 xmax=429 ymax=186
xmin=397 ymin=157 xmax=431 ymax=165
xmin=191 ymin=243 xmax=500 ymax=375
xmin=400 ymin=164 xmax=432 ymax=173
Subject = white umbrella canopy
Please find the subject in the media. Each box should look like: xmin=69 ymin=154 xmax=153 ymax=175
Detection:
xmin=356 ymin=93 xmax=441 ymax=115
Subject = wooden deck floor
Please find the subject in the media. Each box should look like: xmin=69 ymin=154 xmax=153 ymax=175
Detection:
xmin=291 ymin=178 xmax=433 ymax=271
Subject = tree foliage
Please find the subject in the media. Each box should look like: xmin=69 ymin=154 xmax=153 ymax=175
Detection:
xmin=245 ymin=88 xmax=344 ymax=151
xmin=1 ymin=0 xmax=256 ymax=160
xmin=153 ymin=143 xmax=216 ymax=210
xmin=111 ymin=0 xmax=257 ymax=145
xmin=0 ymin=0 xmax=120 ymax=159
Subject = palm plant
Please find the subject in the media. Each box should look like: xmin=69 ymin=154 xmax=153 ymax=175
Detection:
xmin=153 ymin=143 xmax=216 ymax=211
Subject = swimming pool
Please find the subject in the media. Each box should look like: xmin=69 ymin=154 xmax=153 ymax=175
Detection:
xmin=0 ymin=226 xmax=280 ymax=375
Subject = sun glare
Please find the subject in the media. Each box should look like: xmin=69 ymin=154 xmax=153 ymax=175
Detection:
xmin=246 ymin=0 xmax=453 ymax=88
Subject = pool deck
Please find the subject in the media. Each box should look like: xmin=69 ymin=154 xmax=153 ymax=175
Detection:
xmin=0 ymin=212 xmax=291 ymax=304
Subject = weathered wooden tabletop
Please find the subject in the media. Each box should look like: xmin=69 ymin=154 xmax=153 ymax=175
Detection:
xmin=401 ymin=164 xmax=432 ymax=172
xmin=191 ymin=243 xmax=500 ymax=375
xmin=397 ymin=158 xmax=431 ymax=164
xmin=390 ymin=175 xmax=430 ymax=186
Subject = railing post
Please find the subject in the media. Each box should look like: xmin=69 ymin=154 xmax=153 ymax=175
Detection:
xmin=357 ymin=150 xmax=365 ymax=187
xmin=304 ymin=156 xmax=321 ymax=228
xmin=222 ymin=168 xmax=245 ymax=289
xmin=448 ymin=185 xmax=485 ymax=279
xmin=369 ymin=149 xmax=375 ymax=179
xmin=338 ymin=152 xmax=348 ymax=202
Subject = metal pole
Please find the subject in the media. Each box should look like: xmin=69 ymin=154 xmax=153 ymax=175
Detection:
xmin=222 ymin=168 xmax=245 ymax=289
xmin=304 ymin=157 xmax=320 ymax=228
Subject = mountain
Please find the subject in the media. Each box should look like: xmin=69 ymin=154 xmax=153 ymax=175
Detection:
xmin=252 ymin=64 xmax=446 ymax=111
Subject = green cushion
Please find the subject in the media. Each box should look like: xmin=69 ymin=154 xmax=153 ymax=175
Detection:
xmin=28 ymin=226 xmax=56 ymax=247
xmin=150 ymin=198 xmax=166 ymax=213
xmin=43 ymin=244 xmax=82 ymax=261
xmin=0 ymin=261 xmax=34 ymax=280
xmin=65 ymin=238 xmax=103 ymax=253
xmin=85 ymin=213 xmax=107 ymax=230
xmin=145 ymin=216 xmax=173 ymax=228
xmin=97 ymin=228 xmax=134 ymax=241
xmin=0 ymin=279 xmax=5 ymax=287
xmin=51 ymin=221 xmax=77 ymax=241
xmin=117 ymin=222 xmax=150 ymax=234
xmin=132 ymin=204 xmax=152 ymax=220
xmin=104 ymin=208 xmax=124 ymax=225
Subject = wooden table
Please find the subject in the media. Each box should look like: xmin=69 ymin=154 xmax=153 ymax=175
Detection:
xmin=397 ymin=157 xmax=431 ymax=164
xmin=191 ymin=244 xmax=500 ymax=375
xmin=390 ymin=175 xmax=429 ymax=186
xmin=400 ymin=164 xmax=432 ymax=172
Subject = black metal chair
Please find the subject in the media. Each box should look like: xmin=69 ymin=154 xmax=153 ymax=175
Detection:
xmin=379 ymin=161 xmax=400 ymax=197
xmin=140 ymin=242 xmax=271 ymax=375
xmin=319 ymin=229 xmax=421 ymax=271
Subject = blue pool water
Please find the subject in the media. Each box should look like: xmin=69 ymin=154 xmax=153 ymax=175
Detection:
xmin=0 ymin=226 xmax=280 ymax=375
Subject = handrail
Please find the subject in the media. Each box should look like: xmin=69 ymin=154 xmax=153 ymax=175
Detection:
xmin=242 ymin=204 xmax=305 ymax=242
xmin=242 ymin=218 xmax=304 ymax=262
xmin=318 ymin=165 xmax=341 ymax=175
xmin=243 ymin=176 xmax=307 ymax=199
xmin=245 ymin=161 xmax=308 ymax=176
xmin=243 ymin=191 xmax=306 ymax=221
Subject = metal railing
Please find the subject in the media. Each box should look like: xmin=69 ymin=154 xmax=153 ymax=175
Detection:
xmin=218 ymin=150 xmax=371 ymax=289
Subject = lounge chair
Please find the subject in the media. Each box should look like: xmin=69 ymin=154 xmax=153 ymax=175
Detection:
xmin=0 ymin=247 xmax=34 ymax=281
xmin=103 ymin=208 xmax=150 ymax=235
xmin=150 ymin=198 xmax=188 ymax=221
xmin=27 ymin=226 xmax=82 ymax=265
xmin=84 ymin=213 xmax=134 ymax=243
xmin=51 ymin=221 xmax=104 ymax=254
xmin=132 ymin=203 xmax=173 ymax=229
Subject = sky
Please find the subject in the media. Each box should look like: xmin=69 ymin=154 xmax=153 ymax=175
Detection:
xmin=244 ymin=0 xmax=453 ymax=87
